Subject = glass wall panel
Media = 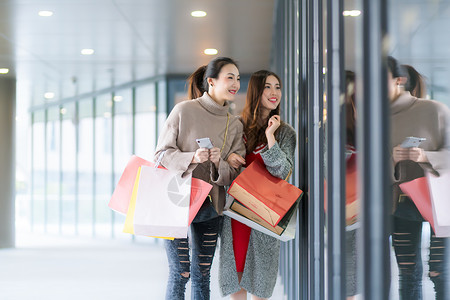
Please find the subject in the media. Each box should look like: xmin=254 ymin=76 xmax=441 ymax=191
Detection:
xmin=32 ymin=111 xmax=46 ymax=233
xmin=113 ymin=89 xmax=133 ymax=238
xmin=157 ymin=81 xmax=167 ymax=137
xmin=61 ymin=103 xmax=77 ymax=235
xmin=78 ymin=99 xmax=94 ymax=236
xmin=135 ymin=83 xmax=156 ymax=160
xmin=94 ymin=94 xmax=113 ymax=238
xmin=46 ymin=107 xmax=60 ymax=234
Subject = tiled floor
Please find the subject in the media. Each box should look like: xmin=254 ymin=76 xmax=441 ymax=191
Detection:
xmin=0 ymin=233 xmax=286 ymax=300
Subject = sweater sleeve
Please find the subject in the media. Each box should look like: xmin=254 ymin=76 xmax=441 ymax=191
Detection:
xmin=210 ymin=121 xmax=246 ymax=186
xmin=154 ymin=104 xmax=197 ymax=176
xmin=422 ymin=103 xmax=450 ymax=174
xmin=260 ymin=123 xmax=297 ymax=180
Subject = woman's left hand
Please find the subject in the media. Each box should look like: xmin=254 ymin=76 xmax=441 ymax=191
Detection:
xmin=409 ymin=147 xmax=428 ymax=163
xmin=209 ymin=147 xmax=221 ymax=168
xmin=266 ymin=115 xmax=281 ymax=136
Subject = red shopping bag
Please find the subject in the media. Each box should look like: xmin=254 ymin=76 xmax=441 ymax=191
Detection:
xmin=227 ymin=160 xmax=303 ymax=227
xmin=324 ymin=152 xmax=359 ymax=225
xmin=400 ymin=171 xmax=450 ymax=237
xmin=399 ymin=177 xmax=436 ymax=232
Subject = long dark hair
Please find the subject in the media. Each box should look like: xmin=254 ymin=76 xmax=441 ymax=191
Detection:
xmin=402 ymin=64 xmax=426 ymax=98
xmin=187 ymin=57 xmax=239 ymax=100
xmin=387 ymin=56 xmax=406 ymax=78
xmin=241 ymin=70 xmax=282 ymax=153
xmin=345 ymin=70 xmax=356 ymax=146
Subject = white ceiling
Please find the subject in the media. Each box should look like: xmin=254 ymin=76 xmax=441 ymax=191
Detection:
xmin=0 ymin=0 xmax=275 ymax=105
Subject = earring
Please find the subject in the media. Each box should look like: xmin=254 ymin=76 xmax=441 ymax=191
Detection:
xmin=397 ymin=84 xmax=404 ymax=89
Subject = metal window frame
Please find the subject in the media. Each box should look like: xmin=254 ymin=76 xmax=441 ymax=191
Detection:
xmin=325 ymin=0 xmax=346 ymax=299
xmin=360 ymin=0 xmax=391 ymax=299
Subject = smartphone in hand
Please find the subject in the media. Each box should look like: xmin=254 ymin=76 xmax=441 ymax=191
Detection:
xmin=400 ymin=136 xmax=426 ymax=148
xmin=196 ymin=137 xmax=214 ymax=149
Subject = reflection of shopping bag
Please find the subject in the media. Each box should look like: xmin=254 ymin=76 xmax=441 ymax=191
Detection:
xmin=227 ymin=160 xmax=303 ymax=227
xmin=399 ymin=170 xmax=450 ymax=237
xmin=133 ymin=165 xmax=191 ymax=238
xmin=324 ymin=152 xmax=359 ymax=225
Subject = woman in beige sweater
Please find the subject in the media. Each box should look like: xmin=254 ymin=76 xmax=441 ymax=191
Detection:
xmin=389 ymin=56 xmax=450 ymax=300
xmin=154 ymin=57 xmax=246 ymax=300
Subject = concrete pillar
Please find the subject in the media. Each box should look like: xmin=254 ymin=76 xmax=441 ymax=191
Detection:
xmin=0 ymin=77 xmax=16 ymax=248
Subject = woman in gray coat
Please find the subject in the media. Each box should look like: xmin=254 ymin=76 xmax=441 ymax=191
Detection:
xmin=220 ymin=70 xmax=296 ymax=299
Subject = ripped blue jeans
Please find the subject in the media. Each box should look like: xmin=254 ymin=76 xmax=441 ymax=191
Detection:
xmin=393 ymin=216 xmax=449 ymax=300
xmin=164 ymin=216 xmax=222 ymax=300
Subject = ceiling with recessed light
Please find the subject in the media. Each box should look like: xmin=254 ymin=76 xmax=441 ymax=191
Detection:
xmin=0 ymin=0 xmax=275 ymax=106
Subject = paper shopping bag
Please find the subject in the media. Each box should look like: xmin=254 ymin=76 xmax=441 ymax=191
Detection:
xmin=133 ymin=165 xmax=191 ymax=238
xmin=109 ymin=155 xmax=160 ymax=214
xmin=227 ymin=160 xmax=303 ymax=227
xmin=223 ymin=203 xmax=298 ymax=242
xmin=123 ymin=167 xmax=174 ymax=240
xmin=399 ymin=177 xmax=436 ymax=231
xmin=427 ymin=170 xmax=450 ymax=227
xmin=400 ymin=172 xmax=450 ymax=237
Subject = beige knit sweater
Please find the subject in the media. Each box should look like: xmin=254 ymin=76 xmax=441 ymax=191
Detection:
xmin=391 ymin=92 xmax=450 ymax=182
xmin=154 ymin=92 xmax=246 ymax=214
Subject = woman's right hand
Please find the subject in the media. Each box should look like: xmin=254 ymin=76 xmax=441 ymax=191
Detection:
xmin=192 ymin=148 xmax=210 ymax=164
xmin=227 ymin=153 xmax=246 ymax=169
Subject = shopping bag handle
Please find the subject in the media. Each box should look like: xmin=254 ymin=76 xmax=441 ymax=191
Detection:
xmin=155 ymin=150 xmax=167 ymax=168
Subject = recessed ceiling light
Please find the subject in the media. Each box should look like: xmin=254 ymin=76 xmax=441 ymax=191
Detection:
xmin=204 ymin=48 xmax=218 ymax=55
xmin=38 ymin=10 xmax=53 ymax=17
xmin=191 ymin=11 xmax=207 ymax=17
xmin=81 ymin=49 xmax=95 ymax=55
xmin=113 ymin=96 xmax=123 ymax=102
xmin=343 ymin=10 xmax=361 ymax=17
xmin=44 ymin=92 xmax=55 ymax=99
xmin=0 ymin=68 xmax=9 ymax=74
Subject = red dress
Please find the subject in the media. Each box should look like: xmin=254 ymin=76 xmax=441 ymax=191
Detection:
xmin=231 ymin=143 xmax=266 ymax=272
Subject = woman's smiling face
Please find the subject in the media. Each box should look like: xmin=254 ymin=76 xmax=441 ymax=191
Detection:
xmin=261 ymin=75 xmax=281 ymax=111
xmin=209 ymin=63 xmax=240 ymax=102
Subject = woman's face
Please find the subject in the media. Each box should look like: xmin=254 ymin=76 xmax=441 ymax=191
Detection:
xmin=261 ymin=75 xmax=282 ymax=111
xmin=209 ymin=63 xmax=240 ymax=101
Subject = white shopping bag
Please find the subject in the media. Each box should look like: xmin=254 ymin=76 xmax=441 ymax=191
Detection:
xmin=428 ymin=170 xmax=450 ymax=236
xmin=133 ymin=165 xmax=191 ymax=238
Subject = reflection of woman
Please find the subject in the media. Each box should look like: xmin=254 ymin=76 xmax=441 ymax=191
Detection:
xmin=388 ymin=56 xmax=450 ymax=300
xmin=219 ymin=70 xmax=296 ymax=300
xmin=154 ymin=57 xmax=246 ymax=300
xmin=344 ymin=70 xmax=358 ymax=300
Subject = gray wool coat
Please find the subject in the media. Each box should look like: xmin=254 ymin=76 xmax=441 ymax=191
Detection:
xmin=219 ymin=123 xmax=297 ymax=298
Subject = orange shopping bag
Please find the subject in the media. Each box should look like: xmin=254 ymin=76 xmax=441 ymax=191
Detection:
xmin=227 ymin=160 xmax=303 ymax=227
